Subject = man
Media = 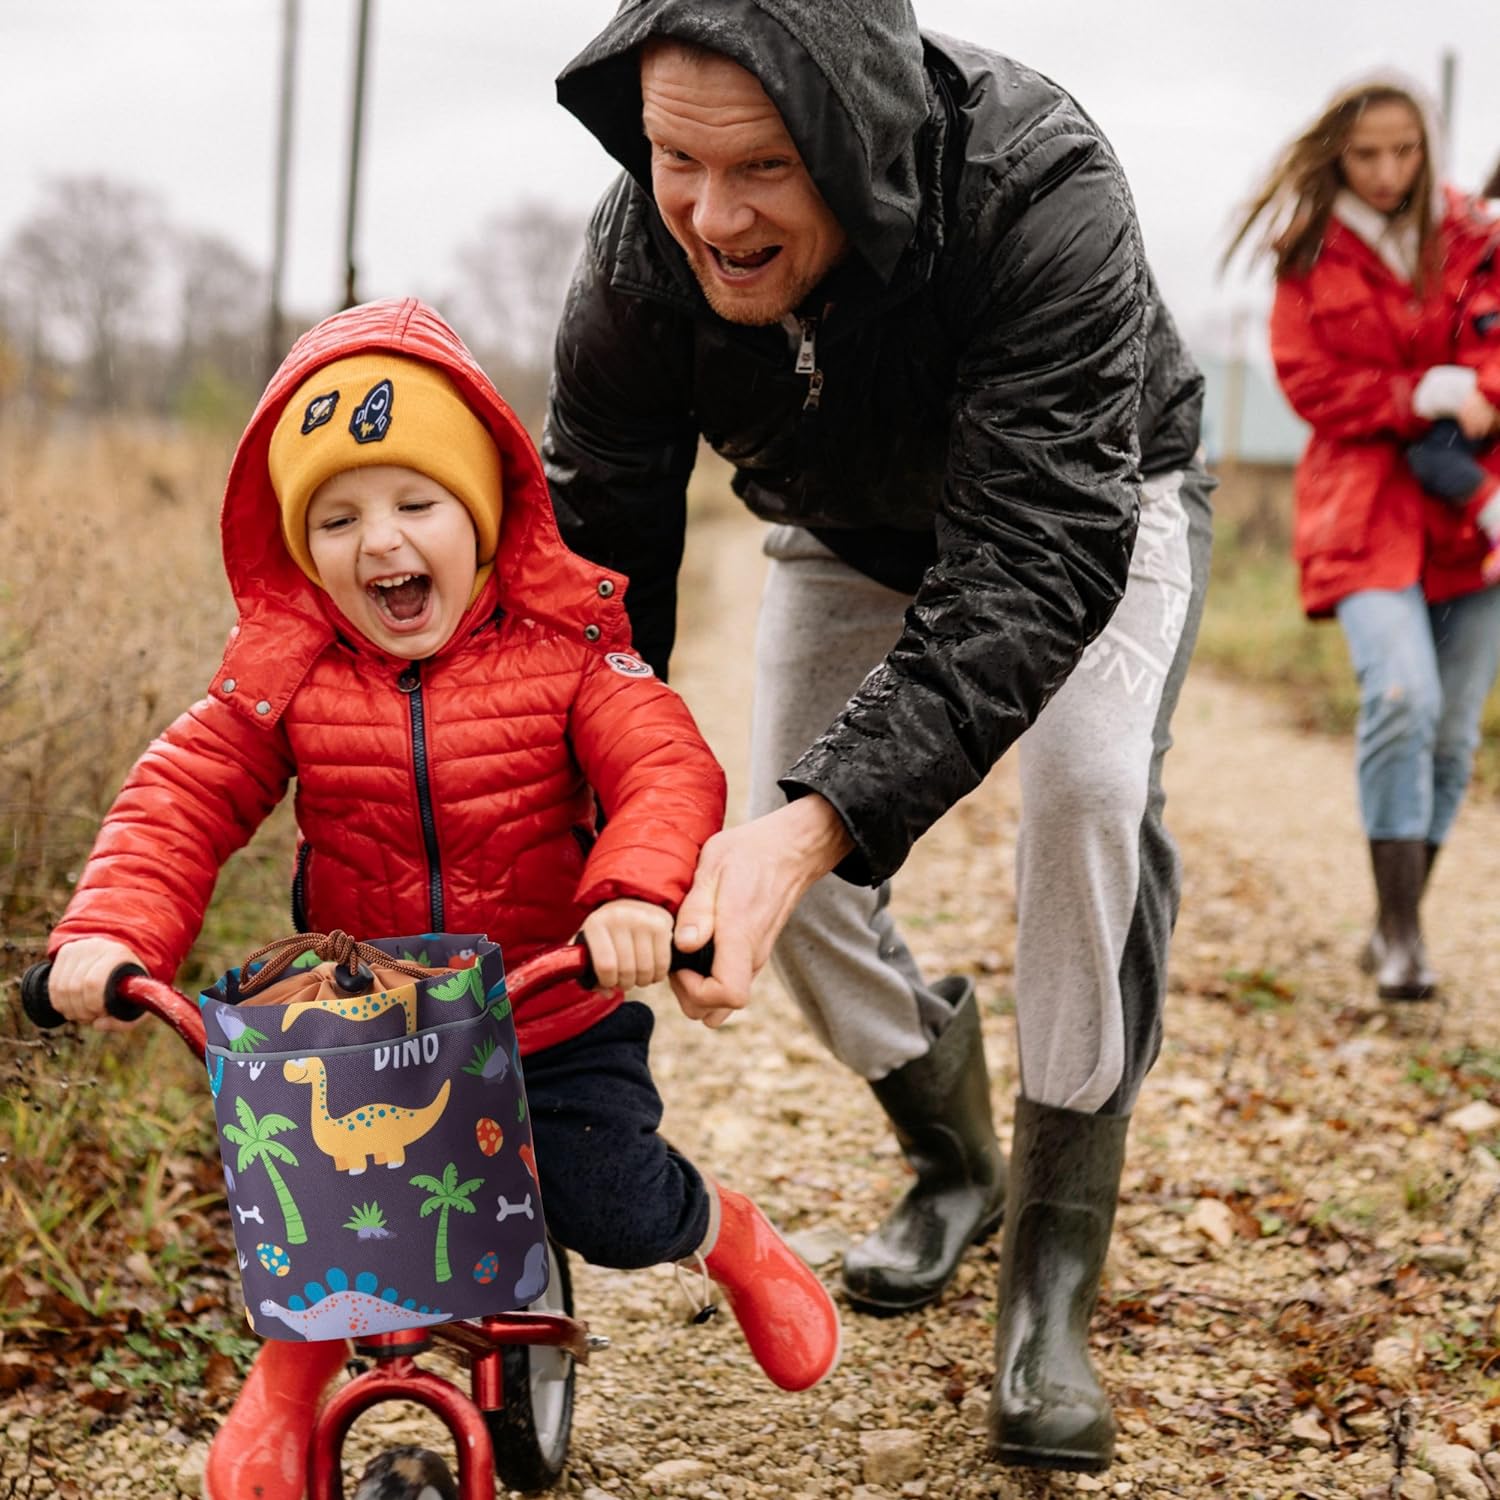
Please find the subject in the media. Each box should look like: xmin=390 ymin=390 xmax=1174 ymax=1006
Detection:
xmin=545 ymin=0 xmax=1211 ymax=1473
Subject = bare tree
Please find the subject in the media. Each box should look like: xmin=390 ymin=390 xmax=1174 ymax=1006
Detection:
xmin=448 ymin=200 xmax=587 ymax=426
xmin=170 ymin=229 xmax=267 ymax=410
xmin=5 ymin=176 xmax=163 ymax=410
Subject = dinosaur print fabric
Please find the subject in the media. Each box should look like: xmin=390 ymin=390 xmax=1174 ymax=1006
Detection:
xmin=200 ymin=933 xmax=548 ymax=1341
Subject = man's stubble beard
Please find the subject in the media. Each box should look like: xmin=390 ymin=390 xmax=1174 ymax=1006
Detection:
xmin=690 ymin=253 xmax=828 ymax=327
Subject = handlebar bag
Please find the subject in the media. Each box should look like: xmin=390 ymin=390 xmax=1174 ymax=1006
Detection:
xmin=199 ymin=932 xmax=547 ymax=1341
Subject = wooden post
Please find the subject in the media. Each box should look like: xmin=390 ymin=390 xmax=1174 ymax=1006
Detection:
xmin=342 ymin=0 xmax=373 ymax=310
xmin=1222 ymin=306 xmax=1248 ymax=472
xmin=266 ymin=0 xmax=299 ymax=381
xmin=1438 ymin=49 xmax=1457 ymax=167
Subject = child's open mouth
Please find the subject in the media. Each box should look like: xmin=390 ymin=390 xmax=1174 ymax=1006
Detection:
xmin=367 ymin=572 xmax=432 ymax=626
xmin=711 ymin=245 xmax=781 ymax=279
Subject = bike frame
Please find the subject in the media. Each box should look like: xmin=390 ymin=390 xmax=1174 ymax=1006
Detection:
xmin=111 ymin=943 xmax=602 ymax=1500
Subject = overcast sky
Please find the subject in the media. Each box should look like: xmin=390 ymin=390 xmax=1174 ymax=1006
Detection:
xmin=7 ymin=1 xmax=1499 ymax=363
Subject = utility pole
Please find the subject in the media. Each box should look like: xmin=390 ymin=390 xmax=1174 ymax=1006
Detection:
xmin=342 ymin=0 xmax=373 ymax=310
xmin=1438 ymin=49 xmax=1457 ymax=168
xmin=266 ymin=0 xmax=299 ymax=382
xmin=1222 ymin=306 xmax=1249 ymax=471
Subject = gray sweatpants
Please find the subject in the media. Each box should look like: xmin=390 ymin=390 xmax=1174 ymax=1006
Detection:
xmin=748 ymin=465 xmax=1213 ymax=1114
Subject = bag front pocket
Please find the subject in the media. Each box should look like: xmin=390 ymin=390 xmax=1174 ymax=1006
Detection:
xmin=202 ymin=934 xmax=548 ymax=1341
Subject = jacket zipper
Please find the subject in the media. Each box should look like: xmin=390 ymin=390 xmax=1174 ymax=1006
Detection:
xmin=794 ymin=312 xmax=825 ymax=412
xmin=397 ymin=662 xmax=445 ymax=930
xmin=290 ymin=842 xmax=311 ymax=931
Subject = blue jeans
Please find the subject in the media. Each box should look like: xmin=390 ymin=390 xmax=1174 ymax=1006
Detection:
xmin=1335 ymin=584 xmax=1500 ymax=843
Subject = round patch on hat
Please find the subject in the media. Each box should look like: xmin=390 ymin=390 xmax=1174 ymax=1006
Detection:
xmin=605 ymin=652 xmax=653 ymax=678
xmin=300 ymin=391 xmax=339 ymax=434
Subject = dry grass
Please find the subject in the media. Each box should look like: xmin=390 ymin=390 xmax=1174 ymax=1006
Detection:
xmin=1 ymin=416 xmax=276 ymax=935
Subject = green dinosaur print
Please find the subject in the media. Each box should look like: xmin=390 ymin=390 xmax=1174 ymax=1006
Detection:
xmin=431 ymin=968 xmax=484 ymax=1006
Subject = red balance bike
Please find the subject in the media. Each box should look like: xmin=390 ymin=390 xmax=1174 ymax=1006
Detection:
xmin=22 ymin=940 xmax=708 ymax=1499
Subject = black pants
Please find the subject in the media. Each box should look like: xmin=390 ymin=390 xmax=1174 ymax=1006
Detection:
xmin=523 ymin=1000 xmax=710 ymax=1268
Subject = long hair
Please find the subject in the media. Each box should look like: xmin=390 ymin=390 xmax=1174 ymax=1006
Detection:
xmin=1484 ymin=156 xmax=1500 ymax=199
xmin=1224 ymin=81 xmax=1438 ymax=286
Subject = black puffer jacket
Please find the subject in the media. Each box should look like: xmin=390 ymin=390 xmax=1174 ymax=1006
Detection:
xmin=545 ymin=0 xmax=1204 ymax=886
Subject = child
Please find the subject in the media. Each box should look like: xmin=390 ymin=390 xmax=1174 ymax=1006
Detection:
xmin=46 ymin=299 xmax=840 ymax=1500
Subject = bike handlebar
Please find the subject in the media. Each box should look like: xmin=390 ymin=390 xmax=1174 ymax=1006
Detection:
xmin=21 ymin=961 xmax=147 ymax=1029
xmin=19 ymin=938 xmax=718 ymax=1060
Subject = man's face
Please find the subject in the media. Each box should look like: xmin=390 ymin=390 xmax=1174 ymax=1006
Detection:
xmin=640 ymin=43 xmax=849 ymax=326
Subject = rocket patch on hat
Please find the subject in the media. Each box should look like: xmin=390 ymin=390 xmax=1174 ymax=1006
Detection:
xmin=350 ymin=378 xmax=394 ymax=443
xmin=300 ymin=391 xmax=339 ymax=434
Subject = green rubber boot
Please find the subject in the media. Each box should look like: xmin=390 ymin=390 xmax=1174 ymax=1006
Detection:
xmin=988 ymin=1096 xmax=1128 ymax=1472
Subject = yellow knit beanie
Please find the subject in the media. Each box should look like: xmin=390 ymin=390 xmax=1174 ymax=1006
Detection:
xmin=268 ymin=353 xmax=503 ymax=584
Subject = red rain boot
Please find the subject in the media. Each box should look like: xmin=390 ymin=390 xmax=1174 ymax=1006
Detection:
xmin=698 ymin=1184 xmax=841 ymax=1392
xmin=204 ymin=1338 xmax=347 ymax=1500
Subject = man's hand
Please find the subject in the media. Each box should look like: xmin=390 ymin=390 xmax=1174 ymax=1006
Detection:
xmin=580 ymin=898 xmax=675 ymax=991
xmin=670 ymin=795 xmax=855 ymax=1027
xmin=48 ymin=937 xmax=147 ymax=1034
xmin=1457 ymin=387 xmax=1500 ymax=443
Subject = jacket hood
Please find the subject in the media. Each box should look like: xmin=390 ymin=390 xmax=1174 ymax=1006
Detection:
xmin=214 ymin=298 xmax=631 ymax=724
xmin=556 ymin=0 xmax=930 ymax=284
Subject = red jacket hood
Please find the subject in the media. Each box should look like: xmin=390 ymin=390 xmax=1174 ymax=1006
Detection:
xmin=213 ymin=298 xmax=632 ymax=725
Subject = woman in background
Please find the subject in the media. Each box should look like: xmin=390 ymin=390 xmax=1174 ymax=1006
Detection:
xmin=1228 ymin=81 xmax=1500 ymax=1001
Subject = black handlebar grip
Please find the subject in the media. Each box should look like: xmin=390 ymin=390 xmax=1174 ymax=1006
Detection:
xmin=669 ymin=939 xmax=716 ymax=978
xmin=574 ymin=938 xmax=717 ymax=991
xmin=102 ymin=963 xmax=149 ymax=1022
xmin=20 ymin=962 xmax=64 ymax=1029
xmin=19 ymin=960 xmax=147 ymax=1029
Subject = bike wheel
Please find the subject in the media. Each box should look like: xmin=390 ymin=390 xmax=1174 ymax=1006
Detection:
xmin=487 ymin=1238 xmax=576 ymax=1493
xmin=352 ymin=1444 xmax=459 ymax=1500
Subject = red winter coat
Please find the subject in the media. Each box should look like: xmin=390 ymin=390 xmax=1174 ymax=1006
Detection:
xmin=49 ymin=299 xmax=726 ymax=1054
xmin=1270 ymin=195 xmax=1500 ymax=616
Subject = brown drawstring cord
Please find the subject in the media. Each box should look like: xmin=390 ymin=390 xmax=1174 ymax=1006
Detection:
xmin=235 ymin=930 xmax=442 ymax=998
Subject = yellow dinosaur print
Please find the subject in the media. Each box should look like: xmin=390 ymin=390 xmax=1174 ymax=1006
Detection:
xmin=281 ymin=984 xmax=419 ymax=1036
xmin=282 ymin=1056 xmax=451 ymax=1175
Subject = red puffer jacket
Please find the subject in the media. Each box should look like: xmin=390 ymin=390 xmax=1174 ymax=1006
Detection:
xmin=49 ymin=299 xmax=726 ymax=1053
xmin=1270 ymin=195 xmax=1500 ymax=616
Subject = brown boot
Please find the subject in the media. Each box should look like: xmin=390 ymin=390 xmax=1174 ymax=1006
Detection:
xmin=1368 ymin=839 xmax=1438 ymax=1001
xmin=1359 ymin=842 xmax=1438 ymax=977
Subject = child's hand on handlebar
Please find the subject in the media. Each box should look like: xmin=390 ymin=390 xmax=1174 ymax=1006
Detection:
xmin=48 ymin=938 xmax=147 ymax=1033
xmin=580 ymin=899 xmax=674 ymax=991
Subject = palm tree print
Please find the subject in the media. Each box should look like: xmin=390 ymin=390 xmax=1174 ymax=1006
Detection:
xmin=222 ymin=1096 xmax=307 ymax=1245
xmin=410 ymin=1162 xmax=483 ymax=1283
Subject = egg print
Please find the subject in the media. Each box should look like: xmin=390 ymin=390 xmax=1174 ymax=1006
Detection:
xmin=257 ymin=1243 xmax=291 ymax=1277
xmin=473 ymin=1251 xmax=501 ymax=1285
xmin=475 ymin=1118 xmax=503 ymax=1156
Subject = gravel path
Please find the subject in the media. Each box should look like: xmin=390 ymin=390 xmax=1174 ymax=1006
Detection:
xmin=6 ymin=503 xmax=1500 ymax=1499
